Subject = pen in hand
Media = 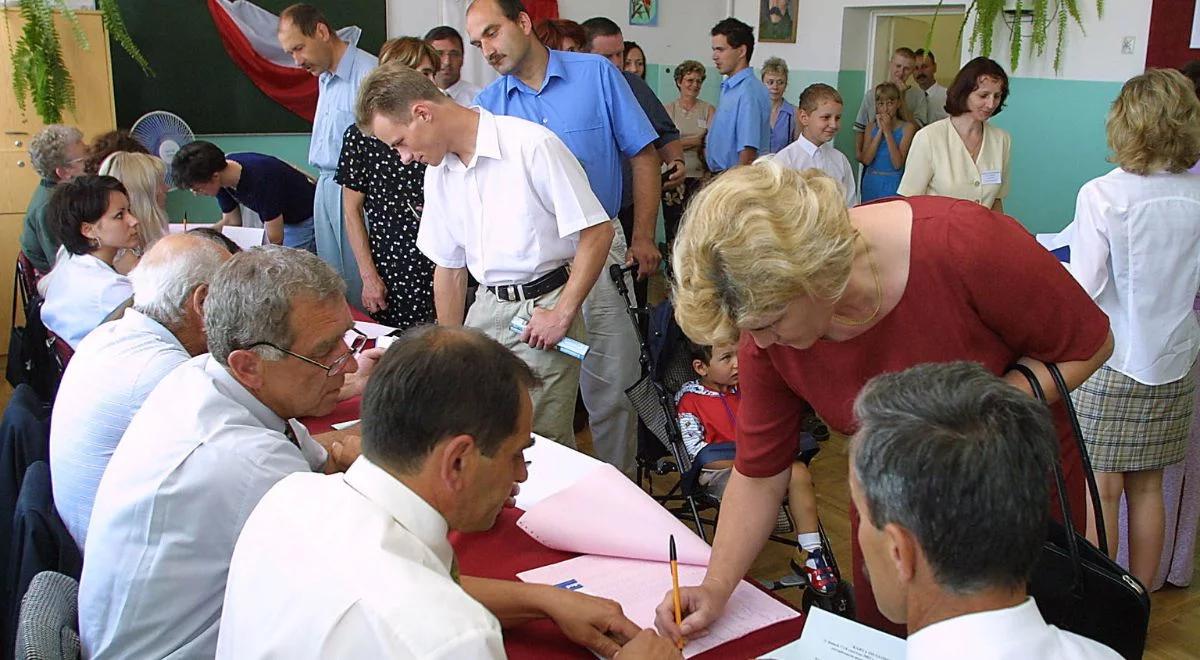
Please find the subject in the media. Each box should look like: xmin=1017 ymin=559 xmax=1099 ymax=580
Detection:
xmin=670 ymin=534 xmax=684 ymax=650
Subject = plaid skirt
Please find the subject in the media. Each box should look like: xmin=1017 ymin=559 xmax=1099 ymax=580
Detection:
xmin=1072 ymin=365 xmax=1196 ymax=472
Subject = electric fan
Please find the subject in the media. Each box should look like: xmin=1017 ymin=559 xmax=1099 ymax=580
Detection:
xmin=129 ymin=111 xmax=195 ymax=188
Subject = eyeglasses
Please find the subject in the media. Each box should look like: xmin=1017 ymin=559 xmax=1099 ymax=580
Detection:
xmin=245 ymin=327 xmax=367 ymax=377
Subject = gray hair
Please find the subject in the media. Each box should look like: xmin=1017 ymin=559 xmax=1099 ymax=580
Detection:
xmin=130 ymin=237 xmax=229 ymax=327
xmin=850 ymin=361 xmax=1057 ymax=594
xmin=761 ymin=56 xmax=789 ymax=81
xmin=204 ymin=245 xmax=346 ymax=365
xmin=29 ymin=125 xmax=84 ymax=181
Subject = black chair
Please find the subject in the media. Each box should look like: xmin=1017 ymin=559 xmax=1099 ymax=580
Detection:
xmin=5 ymin=462 xmax=83 ymax=655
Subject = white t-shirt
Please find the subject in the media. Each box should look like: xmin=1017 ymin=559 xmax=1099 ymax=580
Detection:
xmin=417 ymin=108 xmax=611 ymax=286
xmin=49 ymin=309 xmax=189 ymax=550
xmin=773 ymin=135 xmax=860 ymax=207
xmin=40 ymin=252 xmax=132 ymax=348
xmin=907 ymin=598 xmax=1121 ymax=659
xmin=217 ymin=458 xmax=506 ymax=658
xmin=79 ymin=355 xmax=328 ymax=660
xmin=1070 ymin=167 xmax=1200 ymax=385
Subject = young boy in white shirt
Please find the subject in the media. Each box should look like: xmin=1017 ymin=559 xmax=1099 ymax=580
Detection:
xmin=772 ymin=84 xmax=859 ymax=207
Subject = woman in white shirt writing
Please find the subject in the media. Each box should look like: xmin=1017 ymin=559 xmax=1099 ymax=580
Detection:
xmin=1069 ymin=68 xmax=1200 ymax=589
xmin=41 ymin=175 xmax=140 ymax=348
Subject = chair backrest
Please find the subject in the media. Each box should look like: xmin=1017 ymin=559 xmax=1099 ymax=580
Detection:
xmin=15 ymin=254 xmax=38 ymax=315
xmin=14 ymin=571 xmax=80 ymax=660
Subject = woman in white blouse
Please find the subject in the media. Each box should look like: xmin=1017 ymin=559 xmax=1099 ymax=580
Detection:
xmin=1069 ymin=68 xmax=1200 ymax=589
xmin=898 ymin=57 xmax=1011 ymax=211
xmin=41 ymin=175 xmax=141 ymax=348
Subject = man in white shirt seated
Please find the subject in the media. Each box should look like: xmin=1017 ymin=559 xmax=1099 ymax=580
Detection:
xmin=356 ymin=62 xmax=615 ymax=450
xmin=218 ymin=325 xmax=680 ymax=659
xmin=49 ymin=231 xmax=233 ymax=551
xmin=425 ymin=25 xmax=483 ymax=106
xmin=79 ymin=246 xmax=373 ymax=659
xmin=849 ymin=362 xmax=1121 ymax=659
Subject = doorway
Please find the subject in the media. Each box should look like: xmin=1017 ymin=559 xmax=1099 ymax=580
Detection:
xmin=868 ymin=8 xmax=967 ymax=89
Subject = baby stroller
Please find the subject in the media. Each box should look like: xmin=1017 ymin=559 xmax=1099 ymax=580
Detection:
xmin=608 ymin=264 xmax=853 ymax=617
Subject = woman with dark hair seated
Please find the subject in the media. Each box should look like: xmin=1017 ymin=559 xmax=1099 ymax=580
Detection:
xmin=41 ymin=175 xmax=141 ymax=348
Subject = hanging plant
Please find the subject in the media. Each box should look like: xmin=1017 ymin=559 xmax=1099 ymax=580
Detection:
xmin=935 ymin=0 xmax=1104 ymax=73
xmin=7 ymin=0 xmax=152 ymax=124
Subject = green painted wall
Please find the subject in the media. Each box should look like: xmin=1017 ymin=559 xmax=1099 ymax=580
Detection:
xmin=832 ymin=69 xmax=1117 ymax=234
xmin=165 ymin=134 xmax=313 ymax=223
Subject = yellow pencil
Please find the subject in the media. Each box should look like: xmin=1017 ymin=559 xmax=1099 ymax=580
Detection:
xmin=670 ymin=534 xmax=684 ymax=650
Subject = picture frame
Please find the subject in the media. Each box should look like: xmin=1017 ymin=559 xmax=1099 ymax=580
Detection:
xmin=630 ymin=0 xmax=658 ymax=27
xmin=759 ymin=0 xmax=798 ymax=43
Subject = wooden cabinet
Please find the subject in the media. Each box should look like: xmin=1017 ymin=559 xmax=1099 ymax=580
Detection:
xmin=0 ymin=9 xmax=116 ymax=355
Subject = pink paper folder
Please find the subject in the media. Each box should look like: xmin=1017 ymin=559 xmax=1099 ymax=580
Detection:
xmin=517 ymin=464 xmax=713 ymax=565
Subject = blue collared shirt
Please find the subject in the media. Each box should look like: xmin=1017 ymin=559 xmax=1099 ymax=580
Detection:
xmin=706 ymin=67 xmax=771 ymax=172
xmin=309 ymin=28 xmax=378 ymax=173
xmin=768 ymin=100 xmax=796 ymax=154
xmin=474 ymin=49 xmax=657 ymax=217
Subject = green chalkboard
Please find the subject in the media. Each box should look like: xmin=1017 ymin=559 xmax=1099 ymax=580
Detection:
xmin=111 ymin=0 xmax=385 ymax=134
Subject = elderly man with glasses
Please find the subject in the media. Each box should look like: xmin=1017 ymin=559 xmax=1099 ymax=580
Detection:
xmin=78 ymin=246 xmax=379 ymax=660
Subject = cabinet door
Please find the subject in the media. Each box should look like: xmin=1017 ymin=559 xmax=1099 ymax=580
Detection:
xmin=0 ymin=146 xmax=42 ymax=215
xmin=0 ymin=10 xmax=117 ymax=139
xmin=0 ymin=212 xmax=24 ymax=356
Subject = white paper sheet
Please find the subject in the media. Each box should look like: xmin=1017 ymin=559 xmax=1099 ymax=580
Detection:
xmin=514 ymin=434 xmax=605 ymax=510
xmin=352 ymin=321 xmax=399 ymax=339
xmin=761 ymin=607 xmax=904 ymax=660
xmin=518 ymin=555 xmax=799 ymax=658
xmin=220 ymin=226 xmax=267 ymax=251
xmin=517 ymin=463 xmax=712 ymax=566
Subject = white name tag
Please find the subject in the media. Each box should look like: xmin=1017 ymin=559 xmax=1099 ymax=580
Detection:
xmin=981 ymin=169 xmax=1003 ymax=185
xmin=698 ymin=119 xmax=708 ymax=129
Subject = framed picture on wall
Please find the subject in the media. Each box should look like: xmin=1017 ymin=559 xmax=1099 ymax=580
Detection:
xmin=759 ymin=0 xmax=798 ymax=43
xmin=630 ymin=0 xmax=658 ymax=27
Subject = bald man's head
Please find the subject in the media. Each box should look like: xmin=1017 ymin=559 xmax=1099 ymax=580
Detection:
xmin=130 ymin=232 xmax=233 ymax=355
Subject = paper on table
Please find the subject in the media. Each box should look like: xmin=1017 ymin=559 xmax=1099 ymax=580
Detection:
xmin=353 ymin=321 xmax=399 ymax=339
xmin=221 ymin=226 xmax=267 ymax=251
xmin=760 ymin=606 xmax=904 ymax=660
xmin=519 ymin=555 xmax=799 ymax=658
xmin=514 ymin=434 xmax=604 ymax=510
xmin=168 ymin=223 xmax=188 ymax=234
xmin=517 ymin=463 xmax=711 ymax=566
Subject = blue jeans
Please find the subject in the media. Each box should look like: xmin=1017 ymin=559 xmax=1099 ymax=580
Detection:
xmin=283 ymin=216 xmax=317 ymax=254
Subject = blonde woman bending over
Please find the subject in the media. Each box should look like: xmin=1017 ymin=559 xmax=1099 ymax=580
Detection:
xmin=651 ymin=160 xmax=1113 ymax=638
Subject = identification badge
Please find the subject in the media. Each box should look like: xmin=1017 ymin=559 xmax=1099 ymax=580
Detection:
xmin=698 ymin=119 xmax=708 ymax=129
xmin=981 ymin=169 xmax=1002 ymax=185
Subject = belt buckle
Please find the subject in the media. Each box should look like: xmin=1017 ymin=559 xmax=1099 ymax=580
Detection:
xmin=514 ymin=284 xmax=527 ymax=302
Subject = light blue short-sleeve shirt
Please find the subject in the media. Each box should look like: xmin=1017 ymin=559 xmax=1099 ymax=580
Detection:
xmin=473 ymin=49 xmax=657 ymax=218
xmin=706 ymin=67 xmax=771 ymax=172
xmin=309 ymin=28 xmax=378 ymax=173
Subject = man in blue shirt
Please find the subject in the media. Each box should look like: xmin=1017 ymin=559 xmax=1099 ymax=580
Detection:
xmin=173 ymin=141 xmax=317 ymax=252
xmin=468 ymin=0 xmax=657 ymax=476
xmin=706 ymin=18 xmax=771 ymax=173
xmin=278 ymin=3 xmax=377 ymax=305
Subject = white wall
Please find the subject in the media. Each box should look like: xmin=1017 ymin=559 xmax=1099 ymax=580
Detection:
xmin=731 ymin=0 xmax=1149 ymax=82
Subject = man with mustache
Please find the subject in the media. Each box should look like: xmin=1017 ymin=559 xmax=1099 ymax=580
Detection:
xmin=277 ymin=3 xmax=377 ymax=309
xmin=760 ymin=0 xmax=794 ymax=42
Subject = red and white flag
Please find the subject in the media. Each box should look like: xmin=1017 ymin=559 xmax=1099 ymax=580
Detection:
xmin=206 ymin=0 xmax=320 ymax=121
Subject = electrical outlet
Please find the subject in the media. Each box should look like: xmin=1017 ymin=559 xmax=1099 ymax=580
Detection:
xmin=1122 ymin=36 xmax=1135 ymax=55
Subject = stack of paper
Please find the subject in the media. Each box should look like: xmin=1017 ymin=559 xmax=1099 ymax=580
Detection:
xmin=518 ymin=555 xmax=799 ymax=658
xmin=761 ymin=607 xmax=904 ymax=659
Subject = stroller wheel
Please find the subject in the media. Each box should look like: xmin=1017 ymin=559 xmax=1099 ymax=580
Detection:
xmin=802 ymin=580 xmax=856 ymax=620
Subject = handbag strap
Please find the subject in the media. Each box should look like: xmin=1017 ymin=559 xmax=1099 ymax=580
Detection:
xmin=1045 ymin=363 xmax=1110 ymax=556
xmin=1010 ymin=363 xmax=1086 ymax=593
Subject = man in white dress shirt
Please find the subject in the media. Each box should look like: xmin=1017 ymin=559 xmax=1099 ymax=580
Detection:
xmin=50 ymin=232 xmax=232 ymax=551
xmin=425 ymin=25 xmax=483 ymax=105
xmin=78 ymin=247 xmax=368 ymax=659
xmin=849 ymin=362 xmax=1121 ymax=659
xmin=914 ymin=48 xmax=949 ymax=124
xmin=356 ymin=63 xmax=614 ymax=449
xmin=218 ymin=325 xmax=680 ymax=659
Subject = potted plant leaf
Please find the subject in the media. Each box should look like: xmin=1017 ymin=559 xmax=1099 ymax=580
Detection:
xmin=936 ymin=0 xmax=1104 ymax=73
xmin=7 ymin=0 xmax=152 ymax=124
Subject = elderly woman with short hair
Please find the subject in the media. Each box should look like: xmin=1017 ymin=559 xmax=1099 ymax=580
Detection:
xmin=662 ymin=59 xmax=714 ymax=254
xmin=653 ymin=161 xmax=1113 ymax=637
xmin=1069 ymin=68 xmax=1200 ymax=590
xmin=21 ymin=124 xmax=88 ymax=273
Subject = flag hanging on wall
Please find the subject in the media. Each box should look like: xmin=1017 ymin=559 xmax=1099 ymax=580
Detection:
xmin=207 ymin=0 xmax=320 ymax=121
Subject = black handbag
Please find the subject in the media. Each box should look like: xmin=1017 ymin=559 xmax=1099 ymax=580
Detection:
xmin=1012 ymin=363 xmax=1151 ymax=659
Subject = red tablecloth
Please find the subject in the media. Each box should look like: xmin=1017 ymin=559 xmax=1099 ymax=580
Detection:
xmin=452 ymin=508 xmax=805 ymax=658
xmin=302 ymin=307 xmax=807 ymax=657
